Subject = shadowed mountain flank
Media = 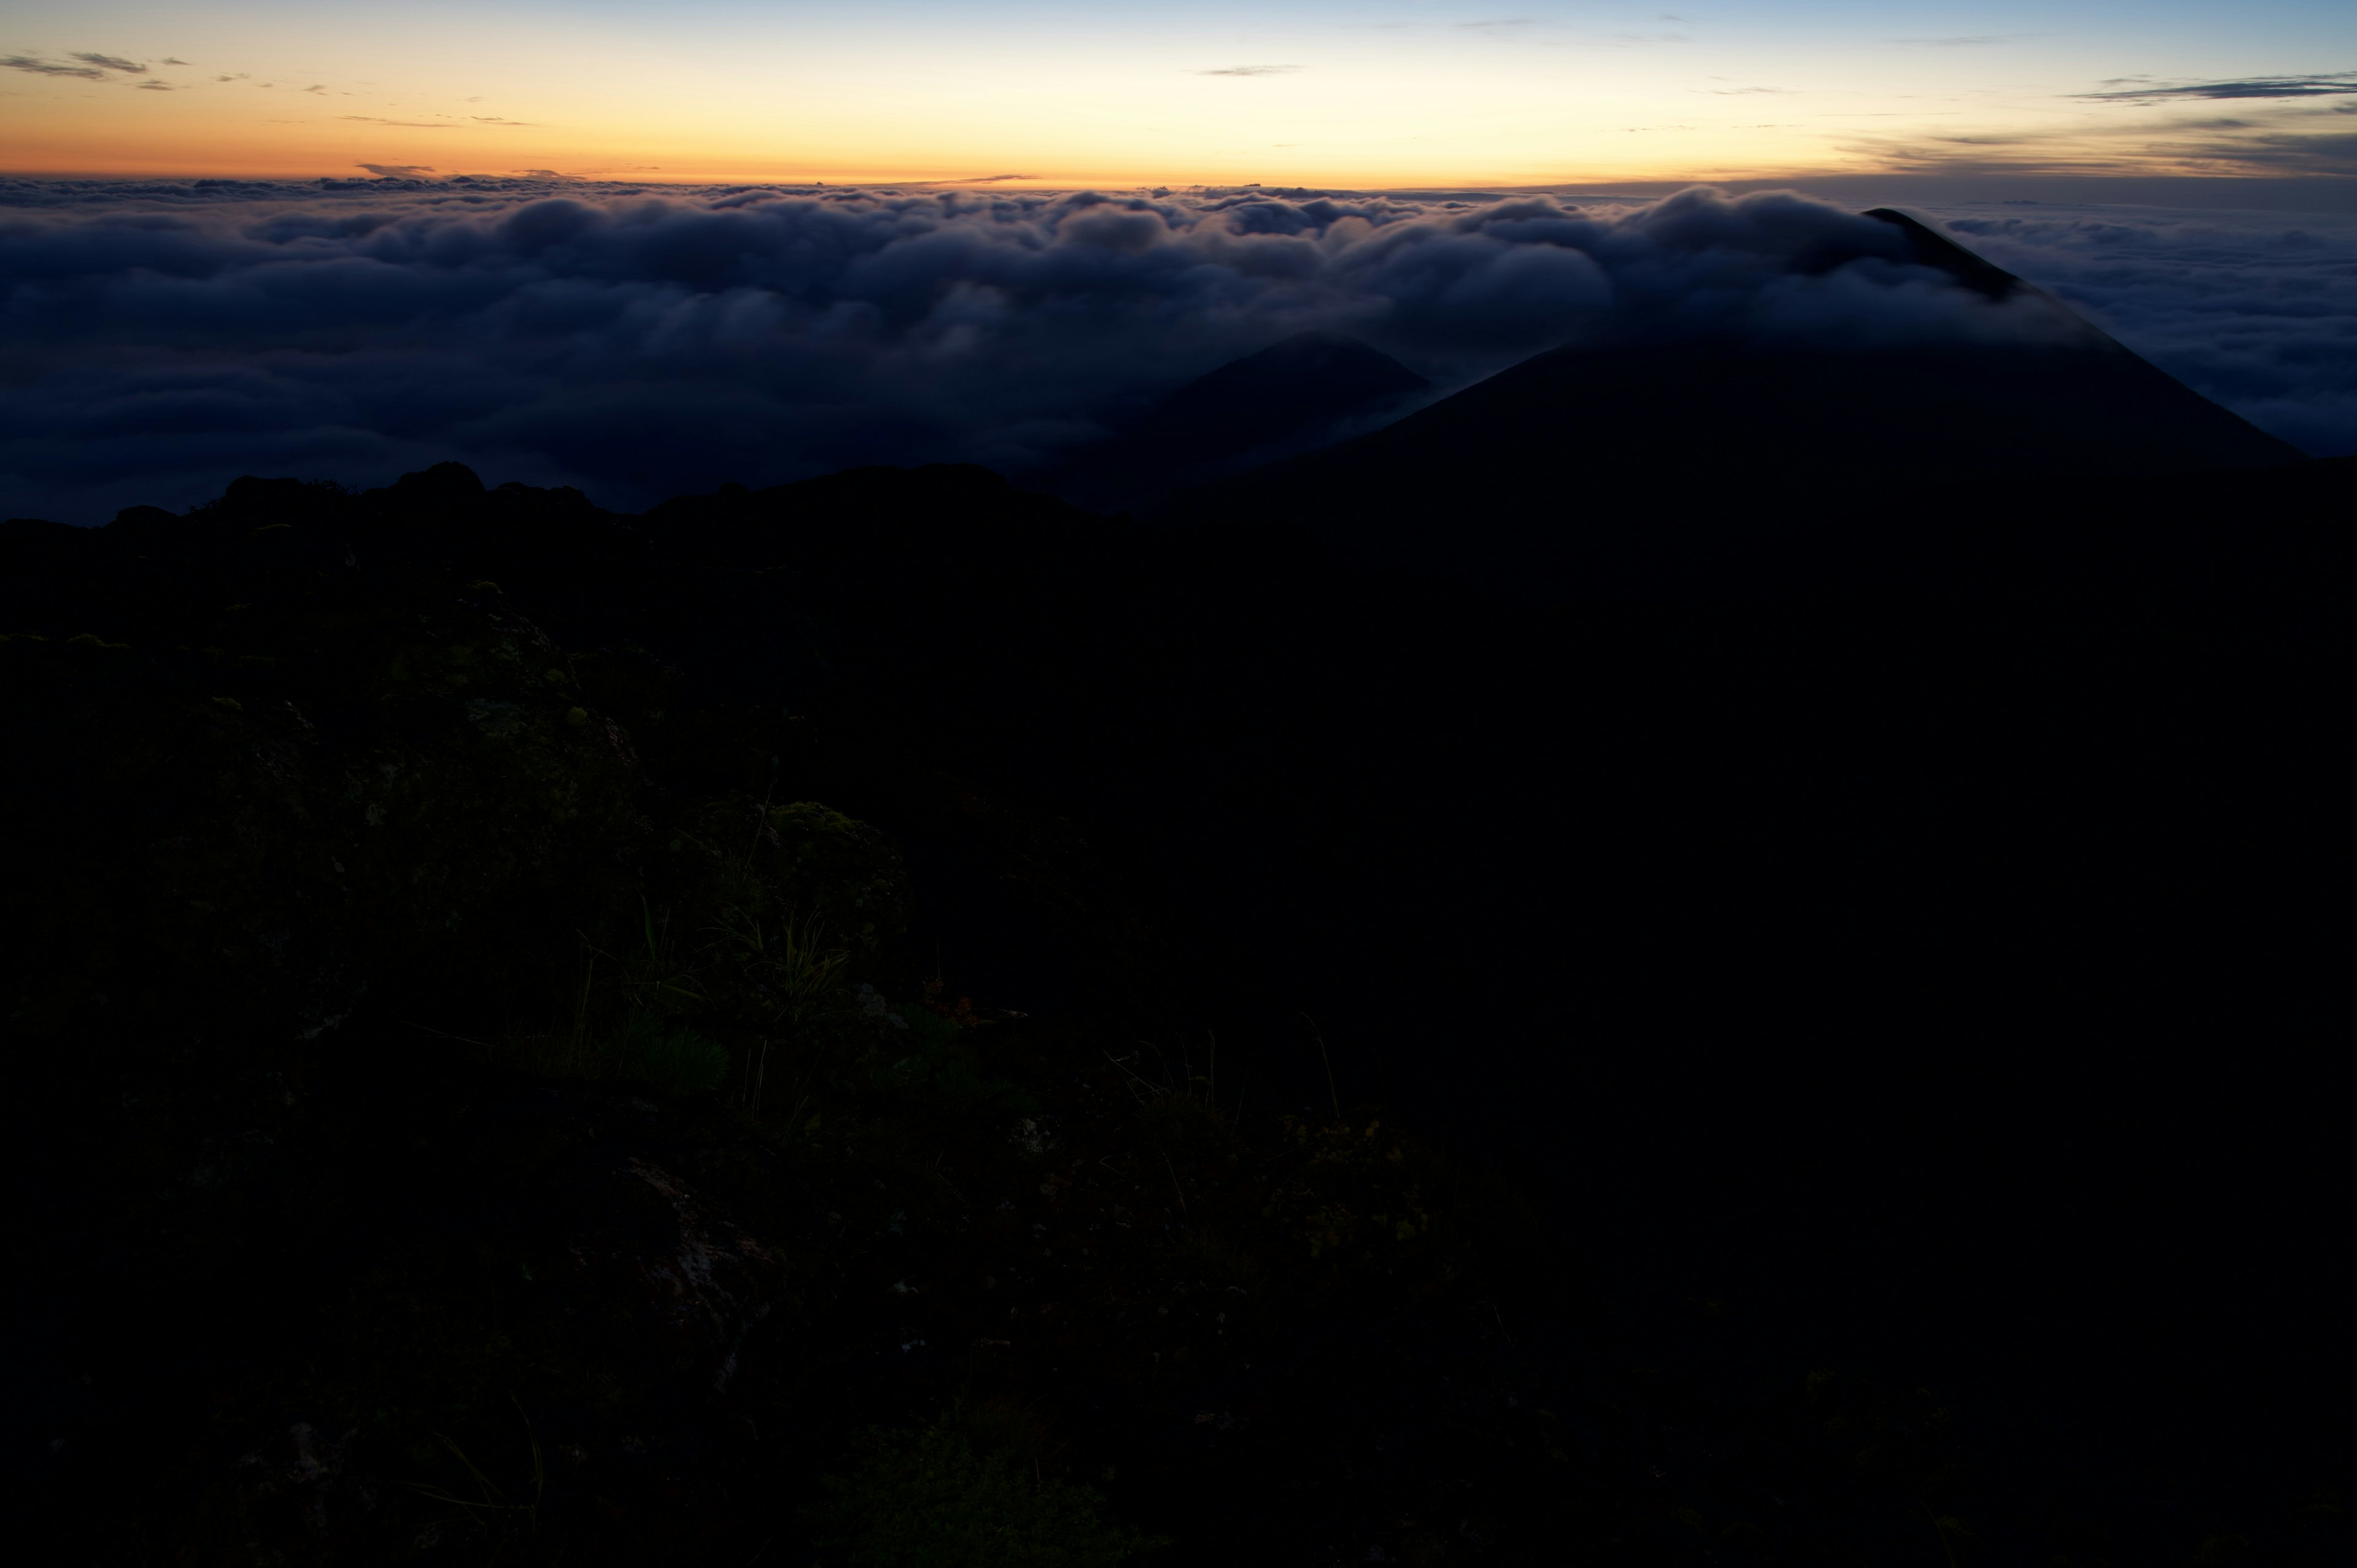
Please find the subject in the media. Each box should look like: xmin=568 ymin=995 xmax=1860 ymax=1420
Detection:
xmin=4 ymin=447 xmax=2350 ymax=1564
xmin=1155 ymin=214 xmax=2304 ymax=592
xmin=1040 ymin=330 xmax=1433 ymax=510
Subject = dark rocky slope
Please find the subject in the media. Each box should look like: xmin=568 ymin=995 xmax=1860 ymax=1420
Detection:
xmin=1040 ymin=330 xmax=1433 ymax=512
xmin=3 ymin=444 xmax=2349 ymax=1566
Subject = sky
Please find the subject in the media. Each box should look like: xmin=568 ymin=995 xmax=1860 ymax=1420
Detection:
xmin=3 ymin=1 xmax=2355 ymax=187
xmin=4 ymin=5 xmax=2353 ymax=524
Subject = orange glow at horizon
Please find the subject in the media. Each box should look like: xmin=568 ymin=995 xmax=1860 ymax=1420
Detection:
xmin=5 ymin=2 xmax=2353 ymax=189
xmin=3 ymin=75 xmax=1850 ymax=191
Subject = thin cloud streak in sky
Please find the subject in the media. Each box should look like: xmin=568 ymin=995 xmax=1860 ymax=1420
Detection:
xmin=1849 ymin=92 xmax=2357 ymax=180
xmin=2078 ymin=73 xmax=2357 ymax=103
xmin=3 ymin=55 xmax=110 ymax=80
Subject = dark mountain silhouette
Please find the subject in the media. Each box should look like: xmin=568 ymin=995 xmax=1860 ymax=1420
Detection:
xmin=1863 ymin=206 xmax=2027 ymax=300
xmin=1039 ymin=329 xmax=1431 ymax=509
xmin=2 ymin=211 xmax=2344 ymax=1566
xmin=1155 ymin=211 xmax=2304 ymax=592
xmin=5 ymin=449 xmax=2350 ymax=1564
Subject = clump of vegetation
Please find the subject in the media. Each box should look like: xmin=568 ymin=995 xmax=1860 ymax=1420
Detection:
xmin=1135 ymin=1091 xmax=1239 ymax=1164
xmin=1264 ymin=1113 xmax=1438 ymax=1262
xmin=611 ymin=1012 xmax=732 ymax=1093
xmin=807 ymin=1419 xmax=1165 ymax=1567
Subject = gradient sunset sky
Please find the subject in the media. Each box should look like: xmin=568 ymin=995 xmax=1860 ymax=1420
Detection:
xmin=4 ymin=1 xmax=2353 ymax=187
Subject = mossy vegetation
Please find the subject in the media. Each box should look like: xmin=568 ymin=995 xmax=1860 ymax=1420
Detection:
xmin=807 ymin=1418 xmax=1165 ymax=1567
xmin=4 ymin=462 xmax=2348 ymax=1566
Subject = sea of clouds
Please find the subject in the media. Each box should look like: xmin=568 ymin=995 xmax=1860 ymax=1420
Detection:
xmin=2 ymin=177 xmax=2350 ymax=522
xmin=1929 ymin=202 xmax=2357 ymax=465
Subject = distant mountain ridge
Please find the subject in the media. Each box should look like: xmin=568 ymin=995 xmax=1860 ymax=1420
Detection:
xmin=1039 ymin=330 xmax=1431 ymax=510
xmin=1143 ymin=210 xmax=2302 ymax=592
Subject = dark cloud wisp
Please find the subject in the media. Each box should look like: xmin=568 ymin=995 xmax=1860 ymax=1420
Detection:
xmin=2081 ymin=72 xmax=2357 ymax=103
xmin=3 ymin=50 xmax=169 ymax=80
xmin=2 ymin=55 xmax=110 ymax=80
xmin=0 ymin=178 xmax=2333 ymax=523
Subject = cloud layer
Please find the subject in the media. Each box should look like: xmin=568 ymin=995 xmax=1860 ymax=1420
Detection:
xmin=1935 ymin=202 xmax=2357 ymax=460
xmin=0 ymin=177 xmax=2340 ymax=522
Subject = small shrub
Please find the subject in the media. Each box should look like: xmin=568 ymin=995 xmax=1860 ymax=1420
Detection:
xmin=613 ymin=1013 xmax=729 ymax=1094
xmin=807 ymin=1421 xmax=1163 ymax=1567
xmin=1166 ymin=1227 xmax=1263 ymax=1294
xmin=765 ymin=800 xmax=909 ymax=962
xmin=1136 ymin=1096 xmax=1237 ymax=1162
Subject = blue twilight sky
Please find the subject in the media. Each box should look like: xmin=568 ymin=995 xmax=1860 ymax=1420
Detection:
xmin=4 ymin=4 xmax=2353 ymax=525
xmin=3 ymin=1 xmax=2355 ymax=184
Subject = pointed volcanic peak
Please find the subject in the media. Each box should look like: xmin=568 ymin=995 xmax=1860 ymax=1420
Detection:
xmin=1042 ymin=330 xmax=1431 ymax=511
xmin=1155 ymin=213 xmax=2305 ymax=595
xmin=1862 ymin=207 xmax=2028 ymax=302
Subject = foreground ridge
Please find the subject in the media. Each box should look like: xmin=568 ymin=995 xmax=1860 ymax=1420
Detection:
xmin=4 ymin=457 xmax=2349 ymax=1564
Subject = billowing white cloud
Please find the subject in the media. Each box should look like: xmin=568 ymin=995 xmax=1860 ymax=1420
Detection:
xmin=0 ymin=177 xmax=2336 ymax=522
